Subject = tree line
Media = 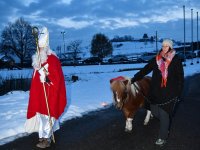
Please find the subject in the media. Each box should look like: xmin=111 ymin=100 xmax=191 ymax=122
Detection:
xmin=0 ymin=17 xmax=114 ymax=68
xmin=0 ymin=17 xmax=159 ymax=68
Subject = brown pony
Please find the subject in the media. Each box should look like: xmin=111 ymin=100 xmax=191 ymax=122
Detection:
xmin=110 ymin=76 xmax=152 ymax=132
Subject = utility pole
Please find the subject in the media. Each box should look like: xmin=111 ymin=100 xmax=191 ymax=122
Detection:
xmin=197 ymin=12 xmax=199 ymax=63
xmin=183 ymin=5 xmax=186 ymax=66
xmin=191 ymin=9 xmax=194 ymax=65
xmin=155 ymin=31 xmax=158 ymax=52
xmin=61 ymin=31 xmax=66 ymax=53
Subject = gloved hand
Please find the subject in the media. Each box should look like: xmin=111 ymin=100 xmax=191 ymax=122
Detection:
xmin=43 ymin=64 xmax=49 ymax=75
xmin=39 ymin=75 xmax=46 ymax=83
xmin=38 ymin=64 xmax=49 ymax=83
xmin=38 ymin=64 xmax=49 ymax=76
xmin=38 ymin=68 xmax=46 ymax=83
xmin=38 ymin=68 xmax=45 ymax=76
xmin=131 ymin=77 xmax=136 ymax=84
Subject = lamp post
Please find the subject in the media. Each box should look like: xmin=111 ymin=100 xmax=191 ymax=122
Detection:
xmin=183 ymin=5 xmax=186 ymax=66
xmin=190 ymin=9 xmax=194 ymax=65
xmin=61 ymin=31 xmax=66 ymax=53
xmin=155 ymin=30 xmax=158 ymax=52
xmin=197 ymin=11 xmax=199 ymax=63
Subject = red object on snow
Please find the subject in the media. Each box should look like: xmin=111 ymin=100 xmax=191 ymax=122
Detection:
xmin=27 ymin=54 xmax=67 ymax=119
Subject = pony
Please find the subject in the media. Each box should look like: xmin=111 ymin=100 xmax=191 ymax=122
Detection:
xmin=110 ymin=76 xmax=152 ymax=132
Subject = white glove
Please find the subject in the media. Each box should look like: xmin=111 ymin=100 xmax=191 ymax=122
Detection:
xmin=38 ymin=63 xmax=49 ymax=76
xmin=38 ymin=68 xmax=45 ymax=77
xmin=43 ymin=64 xmax=49 ymax=75
xmin=38 ymin=63 xmax=49 ymax=83
xmin=39 ymin=75 xmax=45 ymax=83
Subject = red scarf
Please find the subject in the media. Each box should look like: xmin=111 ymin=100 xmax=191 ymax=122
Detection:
xmin=156 ymin=50 xmax=175 ymax=87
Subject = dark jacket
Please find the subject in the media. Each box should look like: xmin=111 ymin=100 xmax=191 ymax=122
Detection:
xmin=133 ymin=55 xmax=184 ymax=105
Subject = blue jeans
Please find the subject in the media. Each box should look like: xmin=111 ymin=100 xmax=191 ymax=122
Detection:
xmin=150 ymin=104 xmax=170 ymax=140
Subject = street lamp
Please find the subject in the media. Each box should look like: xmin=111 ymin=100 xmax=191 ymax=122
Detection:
xmin=197 ymin=12 xmax=199 ymax=64
xmin=155 ymin=31 xmax=158 ymax=52
xmin=183 ymin=5 xmax=186 ymax=66
xmin=61 ymin=31 xmax=66 ymax=53
xmin=190 ymin=9 xmax=194 ymax=65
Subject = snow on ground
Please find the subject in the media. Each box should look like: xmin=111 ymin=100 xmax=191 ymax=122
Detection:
xmin=0 ymin=57 xmax=200 ymax=145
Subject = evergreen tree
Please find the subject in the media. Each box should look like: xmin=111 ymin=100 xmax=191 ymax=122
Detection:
xmin=91 ymin=33 xmax=113 ymax=58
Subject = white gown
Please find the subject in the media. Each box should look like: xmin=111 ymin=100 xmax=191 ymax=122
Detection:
xmin=25 ymin=113 xmax=60 ymax=138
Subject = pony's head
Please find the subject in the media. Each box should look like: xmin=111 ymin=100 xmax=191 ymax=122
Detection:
xmin=110 ymin=77 xmax=131 ymax=109
xmin=110 ymin=76 xmax=141 ymax=110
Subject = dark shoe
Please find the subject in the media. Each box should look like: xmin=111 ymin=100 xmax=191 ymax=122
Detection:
xmin=36 ymin=138 xmax=51 ymax=149
xmin=155 ymin=138 xmax=166 ymax=146
xmin=39 ymin=138 xmax=44 ymax=142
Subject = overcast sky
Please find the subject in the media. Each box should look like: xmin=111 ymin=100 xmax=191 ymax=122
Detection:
xmin=0 ymin=0 xmax=200 ymax=49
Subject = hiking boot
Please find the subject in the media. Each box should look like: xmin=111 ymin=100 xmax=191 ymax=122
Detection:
xmin=36 ymin=138 xmax=51 ymax=149
xmin=39 ymin=138 xmax=44 ymax=142
xmin=155 ymin=138 xmax=166 ymax=146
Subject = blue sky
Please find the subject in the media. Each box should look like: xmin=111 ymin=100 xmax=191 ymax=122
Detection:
xmin=0 ymin=0 xmax=200 ymax=49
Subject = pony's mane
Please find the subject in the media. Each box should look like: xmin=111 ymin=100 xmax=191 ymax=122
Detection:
xmin=111 ymin=76 xmax=140 ymax=97
xmin=131 ymin=82 xmax=140 ymax=97
xmin=124 ymin=77 xmax=140 ymax=97
xmin=111 ymin=79 xmax=126 ymax=92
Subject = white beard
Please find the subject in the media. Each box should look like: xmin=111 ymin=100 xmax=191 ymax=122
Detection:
xmin=32 ymin=47 xmax=57 ymax=70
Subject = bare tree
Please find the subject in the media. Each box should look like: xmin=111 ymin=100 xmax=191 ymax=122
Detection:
xmin=67 ymin=40 xmax=82 ymax=65
xmin=1 ymin=17 xmax=35 ymax=67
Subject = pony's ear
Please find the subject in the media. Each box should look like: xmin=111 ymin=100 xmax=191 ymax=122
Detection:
xmin=123 ymin=80 xmax=129 ymax=86
xmin=110 ymin=79 xmax=114 ymax=84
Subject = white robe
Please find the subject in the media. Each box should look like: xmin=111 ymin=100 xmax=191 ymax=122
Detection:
xmin=25 ymin=113 xmax=59 ymax=138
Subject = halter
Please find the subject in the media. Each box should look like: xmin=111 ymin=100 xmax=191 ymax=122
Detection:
xmin=113 ymin=82 xmax=129 ymax=110
xmin=121 ymin=88 xmax=129 ymax=104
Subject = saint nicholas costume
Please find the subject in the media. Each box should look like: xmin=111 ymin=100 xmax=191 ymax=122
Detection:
xmin=25 ymin=26 xmax=67 ymax=148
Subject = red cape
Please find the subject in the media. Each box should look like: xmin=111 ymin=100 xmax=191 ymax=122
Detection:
xmin=27 ymin=54 xmax=67 ymax=119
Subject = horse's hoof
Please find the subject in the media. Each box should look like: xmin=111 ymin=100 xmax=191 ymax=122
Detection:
xmin=143 ymin=122 xmax=148 ymax=125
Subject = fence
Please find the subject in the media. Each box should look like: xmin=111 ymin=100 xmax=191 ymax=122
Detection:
xmin=0 ymin=78 xmax=31 ymax=96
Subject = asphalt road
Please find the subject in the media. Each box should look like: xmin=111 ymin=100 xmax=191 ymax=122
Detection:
xmin=0 ymin=73 xmax=200 ymax=150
